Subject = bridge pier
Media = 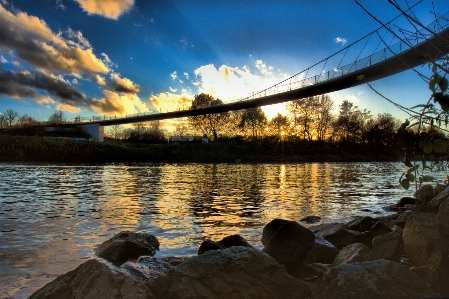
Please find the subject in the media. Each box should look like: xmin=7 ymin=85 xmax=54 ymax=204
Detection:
xmin=80 ymin=123 xmax=104 ymax=142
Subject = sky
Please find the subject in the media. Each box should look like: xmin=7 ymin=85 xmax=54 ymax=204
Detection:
xmin=0 ymin=0 xmax=448 ymax=127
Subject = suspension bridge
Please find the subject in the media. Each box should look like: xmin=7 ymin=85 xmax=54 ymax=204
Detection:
xmin=75 ymin=10 xmax=449 ymax=141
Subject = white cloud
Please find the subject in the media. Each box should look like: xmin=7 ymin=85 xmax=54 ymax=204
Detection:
xmin=170 ymin=71 xmax=177 ymax=80
xmin=0 ymin=55 xmax=7 ymax=63
xmin=184 ymin=72 xmax=189 ymax=79
xmin=334 ymin=37 xmax=347 ymax=45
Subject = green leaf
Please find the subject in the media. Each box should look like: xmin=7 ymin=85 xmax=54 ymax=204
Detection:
xmin=401 ymin=179 xmax=410 ymax=190
xmin=433 ymin=139 xmax=447 ymax=153
xmin=407 ymin=166 xmax=416 ymax=174
xmin=432 ymin=63 xmax=437 ymax=73
xmin=439 ymin=77 xmax=449 ymax=92
xmin=422 ymin=175 xmax=434 ymax=182
xmin=419 ymin=139 xmax=434 ymax=154
xmin=406 ymin=173 xmax=415 ymax=181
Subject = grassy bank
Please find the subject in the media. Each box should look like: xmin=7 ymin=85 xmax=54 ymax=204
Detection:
xmin=0 ymin=135 xmax=398 ymax=163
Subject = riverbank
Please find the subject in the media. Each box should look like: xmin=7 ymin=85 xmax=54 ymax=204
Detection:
xmin=0 ymin=135 xmax=397 ymax=163
xmin=27 ymin=183 xmax=449 ymax=298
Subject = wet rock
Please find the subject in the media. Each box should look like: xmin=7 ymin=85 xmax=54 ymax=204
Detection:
xmin=218 ymin=234 xmax=253 ymax=249
xmin=311 ymin=260 xmax=438 ymax=299
xmin=147 ymin=247 xmax=312 ymax=299
xmin=313 ymin=223 xmax=372 ymax=249
xmin=120 ymin=257 xmax=172 ymax=282
xmin=370 ymin=221 xmax=392 ymax=238
xmin=403 ymin=212 xmax=449 ymax=295
xmin=159 ymin=256 xmax=191 ymax=267
xmin=95 ymin=231 xmax=159 ymax=266
xmin=262 ymin=220 xmax=315 ymax=265
xmin=197 ymin=240 xmax=225 ymax=255
xmin=372 ymin=231 xmax=402 ymax=261
xmin=261 ymin=218 xmax=289 ymax=246
xmin=396 ymin=196 xmax=416 ymax=208
xmin=303 ymin=234 xmax=339 ymax=265
xmin=414 ymin=184 xmax=435 ymax=204
xmin=29 ymin=259 xmax=154 ymax=299
xmin=332 ymin=243 xmax=376 ymax=266
xmin=300 ymin=216 xmax=321 ymax=224
xmin=436 ymin=199 xmax=449 ymax=236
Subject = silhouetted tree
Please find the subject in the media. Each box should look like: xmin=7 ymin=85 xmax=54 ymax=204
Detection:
xmin=268 ymin=113 xmax=290 ymax=139
xmin=48 ymin=110 xmax=66 ymax=125
xmin=4 ymin=109 xmax=18 ymax=128
xmin=315 ymin=95 xmax=334 ymax=142
xmin=287 ymin=96 xmax=319 ymax=141
xmin=188 ymin=93 xmax=229 ymax=140
xmin=239 ymin=107 xmax=267 ymax=138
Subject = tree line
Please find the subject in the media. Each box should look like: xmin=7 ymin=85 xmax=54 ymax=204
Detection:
xmin=2 ymin=93 xmax=445 ymax=149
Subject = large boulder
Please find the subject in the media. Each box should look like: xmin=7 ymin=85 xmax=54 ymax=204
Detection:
xmin=396 ymin=197 xmax=416 ymax=208
xmin=147 ymin=247 xmax=312 ymax=299
xmin=262 ymin=220 xmax=315 ymax=265
xmin=120 ymin=256 xmax=172 ymax=282
xmin=29 ymin=259 xmax=154 ymax=299
xmin=436 ymin=199 xmax=449 ymax=236
xmin=197 ymin=240 xmax=225 ymax=255
xmin=332 ymin=243 xmax=376 ymax=266
xmin=311 ymin=260 xmax=438 ymax=299
xmin=372 ymin=231 xmax=402 ymax=261
xmin=403 ymin=212 xmax=449 ymax=296
xmin=303 ymin=234 xmax=339 ymax=265
xmin=95 ymin=231 xmax=159 ymax=266
xmin=261 ymin=219 xmax=289 ymax=246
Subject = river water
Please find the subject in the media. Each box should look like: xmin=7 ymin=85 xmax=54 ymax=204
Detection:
xmin=0 ymin=162 xmax=424 ymax=298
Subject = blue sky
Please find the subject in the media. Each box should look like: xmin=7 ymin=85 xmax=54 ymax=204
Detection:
xmin=0 ymin=0 xmax=448 ymax=125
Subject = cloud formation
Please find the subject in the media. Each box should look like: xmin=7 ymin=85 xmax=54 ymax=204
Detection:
xmin=90 ymin=90 xmax=147 ymax=115
xmin=75 ymin=0 xmax=134 ymax=20
xmin=110 ymin=73 xmax=140 ymax=94
xmin=0 ymin=67 xmax=87 ymax=106
xmin=0 ymin=5 xmax=108 ymax=75
xmin=334 ymin=37 xmax=347 ymax=45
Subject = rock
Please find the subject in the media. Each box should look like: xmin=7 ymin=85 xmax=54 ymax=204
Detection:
xmin=159 ymin=256 xmax=191 ymax=267
xmin=382 ymin=204 xmax=397 ymax=212
xmin=314 ymin=223 xmax=372 ymax=249
xmin=332 ymin=243 xmax=376 ymax=266
xmin=421 ymin=189 xmax=449 ymax=213
xmin=120 ymin=257 xmax=172 ymax=282
xmin=369 ymin=221 xmax=392 ymax=238
xmin=286 ymin=264 xmax=325 ymax=281
xmin=345 ymin=216 xmax=378 ymax=232
xmin=261 ymin=218 xmax=289 ymax=246
xmin=303 ymin=234 xmax=339 ymax=265
xmin=218 ymin=234 xmax=253 ymax=249
xmin=433 ymin=183 xmax=448 ymax=195
xmin=300 ymin=216 xmax=321 ymax=224
xmin=436 ymin=199 xmax=449 ymax=236
xmin=311 ymin=260 xmax=438 ymax=299
xmin=198 ymin=240 xmax=225 ymax=255
xmin=372 ymin=231 xmax=402 ymax=261
xmin=29 ymin=259 xmax=154 ymax=299
xmin=414 ymin=184 xmax=434 ymax=204
xmin=95 ymin=231 xmax=159 ymax=266
xmin=403 ymin=212 xmax=449 ymax=296
xmin=396 ymin=197 xmax=416 ymax=208
xmin=147 ymin=247 xmax=312 ymax=299
xmin=403 ymin=212 xmax=449 ymax=266
xmin=262 ymin=220 xmax=315 ymax=265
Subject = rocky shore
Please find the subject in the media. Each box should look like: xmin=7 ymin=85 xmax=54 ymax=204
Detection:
xmin=18 ymin=183 xmax=449 ymax=299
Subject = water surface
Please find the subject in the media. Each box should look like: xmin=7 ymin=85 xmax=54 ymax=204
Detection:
xmin=0 ymin=162 xmax=420 ymax=298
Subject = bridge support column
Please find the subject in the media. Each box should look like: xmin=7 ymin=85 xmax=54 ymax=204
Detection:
xmin=79 ymin=123 xmax=104 ymax=142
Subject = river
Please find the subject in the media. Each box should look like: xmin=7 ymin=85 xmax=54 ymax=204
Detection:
xmin=0 ymin=162 xmax=422 ymax=298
